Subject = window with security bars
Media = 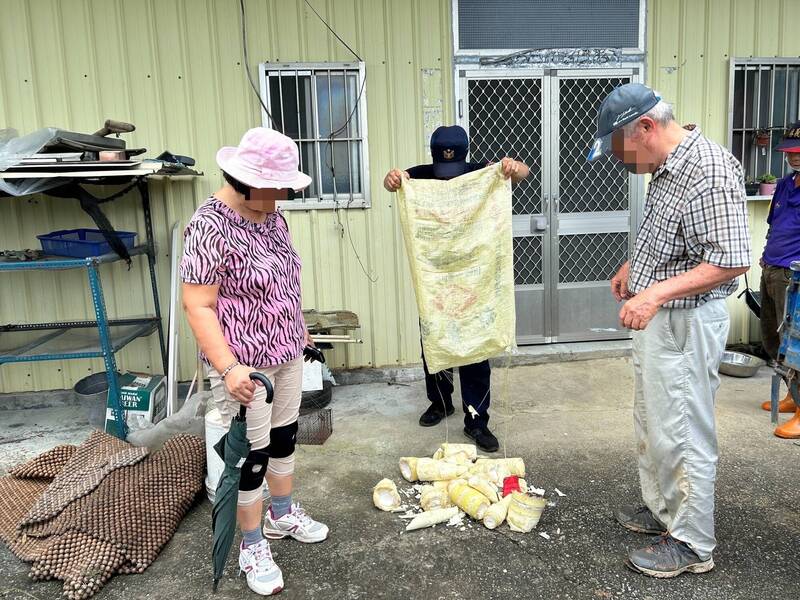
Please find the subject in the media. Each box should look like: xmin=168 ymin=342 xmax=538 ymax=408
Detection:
xmin=260 ymin=62 xmax=368 ymax=208
xmin=729 ymin=59 xmax=800 ymax=184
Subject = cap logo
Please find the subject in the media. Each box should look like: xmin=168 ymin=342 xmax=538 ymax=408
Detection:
xmin=443 ymin=149 xmax=455 ymax=160
xmin=787 ymin=128 xmax=800 ymax=140
xmin=612 ymin=106 xmax=638 ymax=128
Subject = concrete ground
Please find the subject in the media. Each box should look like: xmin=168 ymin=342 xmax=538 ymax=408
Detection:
xmin=1 ymin=356 xmax=799 ymax=600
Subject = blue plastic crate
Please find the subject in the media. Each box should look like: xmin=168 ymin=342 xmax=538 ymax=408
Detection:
xmin=37 ymin=228 xmax=137 ymax=258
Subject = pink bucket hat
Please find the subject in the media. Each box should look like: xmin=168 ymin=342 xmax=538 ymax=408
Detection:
xmin=216 ymin=127 xmax=312 ymax=191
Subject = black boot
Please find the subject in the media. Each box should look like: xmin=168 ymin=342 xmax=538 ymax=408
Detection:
xmin=419 ymin=402 xmax=455 ymax=427
xmin=464 ymin=426 xmax=499 ymax=452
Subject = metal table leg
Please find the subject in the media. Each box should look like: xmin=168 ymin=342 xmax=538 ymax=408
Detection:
xmin=87 ymin=261 xmax=126 ymax=439
xmin=771 ymin=373 xmax=782 ymax=427
xmin=138 ymin=178 xmax=168 ymax=375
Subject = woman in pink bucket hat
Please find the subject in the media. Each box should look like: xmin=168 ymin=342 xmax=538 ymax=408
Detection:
xmin=180 ymin=128 xmax=328 ymax=596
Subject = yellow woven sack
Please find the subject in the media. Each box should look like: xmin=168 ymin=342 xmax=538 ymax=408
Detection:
xmin=396 ymin=163 xmax=516 ymax=372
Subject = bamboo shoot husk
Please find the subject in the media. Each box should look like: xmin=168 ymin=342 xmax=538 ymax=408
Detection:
xmin=468 ymin=475 xmax=500 ymax=503
xmin=468 ymin=462 xmax=511 ymax=484
xmin=372 ymin=479 xmax=401 ymax=512
xmin=432 ymin=480 xmax=451 ymax=492
xmin=483 ymin=494 xmax=513 ymax=530
xmin=506 ymin=492 xmax=547 ymax=533
xmin=448 ymin=481 xmax=491 ymax=520
xmin=420 ymin=486 xmax=452 ymax=511
xmin=405 ymin=507 xmax=460 ymax=531
xmin=432 ymin=443 xmax=478 ymax=462
xmin=399 ymin=457 xmax=419 ymax=482
xmin=415 ymin=458 xmax=469 ymax=481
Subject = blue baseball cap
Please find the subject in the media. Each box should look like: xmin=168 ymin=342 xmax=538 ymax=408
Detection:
xmin=587 ymin=83 xmax=661 ymax=161
xmin=431 ymin=125 xmax=469 ymax=178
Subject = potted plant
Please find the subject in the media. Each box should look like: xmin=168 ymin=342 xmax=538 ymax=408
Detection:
xmin=754 ymin=129 xmax=771 ymax=148
xmin=758 ymin=173 xmax=778 ymax=195
xmin=744 ymin=177 xmax=761 ymax=196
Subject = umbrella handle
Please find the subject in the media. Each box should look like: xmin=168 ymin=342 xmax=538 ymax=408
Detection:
xmin=238 ymin=372 xmax=275 ymax=419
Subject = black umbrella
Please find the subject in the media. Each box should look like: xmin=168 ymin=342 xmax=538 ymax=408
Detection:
xmin=211 ymin=372 xmax=274 ymax=592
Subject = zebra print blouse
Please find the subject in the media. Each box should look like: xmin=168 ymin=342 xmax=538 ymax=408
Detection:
xmin=180 ymin=197 xmax=305 ymax=368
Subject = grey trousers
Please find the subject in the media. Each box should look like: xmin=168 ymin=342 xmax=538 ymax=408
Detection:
xmin=632 ymin=299 xmax=729 ymax=559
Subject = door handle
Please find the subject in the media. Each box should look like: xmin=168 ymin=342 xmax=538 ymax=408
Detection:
xmin=531 ymin=215 xmax=547 ymax=232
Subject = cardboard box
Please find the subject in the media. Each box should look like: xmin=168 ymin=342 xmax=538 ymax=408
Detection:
xmin=104 ymin=372 xmax=167 ymax=433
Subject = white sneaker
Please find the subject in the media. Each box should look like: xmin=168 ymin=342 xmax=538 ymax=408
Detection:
xmin=263 ymin=503 xmax=329 ymax=543
xmin=238 ymin=539 xmax=284 ymax=596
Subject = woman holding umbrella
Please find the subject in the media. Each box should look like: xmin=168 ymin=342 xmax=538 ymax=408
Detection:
xmin=181 ymin=127 xmax=329 ymax=596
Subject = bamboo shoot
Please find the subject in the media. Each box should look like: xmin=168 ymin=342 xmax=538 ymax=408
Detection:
xmin=405 ymin=507 xmax=460 ymax=531
xmin=372 ymin=479 xmax=401 ymax=512
xmin=483 ymin=494 xmax=513 ymax=530
xmin=432 ymin=443 xmax=478 ymax=462
xmin=399 ymin=457 xmax=419 ymax=482
xmin=448 ymin=481 xmax=491 ymax=520
xmin=420 ymin=486 xmax=452 ymax=511
xmin=506 ymin=492 xmax=547 ymax=533
xmin=415 ymin=458 xmax=469 ymax=481
xmin=468 ymin=475 xmax=500 ymax=503
xmin=472 ymin=458 xmax=525 ymax=482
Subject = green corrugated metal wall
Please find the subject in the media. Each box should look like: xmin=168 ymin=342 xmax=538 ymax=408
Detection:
xmin=1 ymin=0 xmax=797 ymax=393
xmin=647 ymin=0 xmax=800 ymax=345
xmin=0 ymin=0 xmax=454 ymax=392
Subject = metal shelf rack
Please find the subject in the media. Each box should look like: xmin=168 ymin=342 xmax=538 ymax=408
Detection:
xmin=0 ymin=175 xmax=168 ymax=440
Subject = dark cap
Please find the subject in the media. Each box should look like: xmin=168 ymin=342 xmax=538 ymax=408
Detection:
xmin=587 ymin=83 xmax=661 ymax=161
xmin=776 ymin=122 xmax=800 ymax=152
xmin=431 ymin=125 xmax=469 ymax=178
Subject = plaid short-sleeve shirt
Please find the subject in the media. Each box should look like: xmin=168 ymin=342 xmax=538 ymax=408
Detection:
xmin=628 ymin=128 xmax=751 ymax=308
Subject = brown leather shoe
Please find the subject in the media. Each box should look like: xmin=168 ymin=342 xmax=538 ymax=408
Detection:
xmin=774 ymin=407 xmax=800 ymax=439
xmin=761 ymin=390 xmax=797 ymax=413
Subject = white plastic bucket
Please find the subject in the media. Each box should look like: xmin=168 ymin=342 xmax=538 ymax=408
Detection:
xmin=205 ymin=408 xmax=227 ymax=503
xmin=204 ymin=408 xmax=269 ymax=503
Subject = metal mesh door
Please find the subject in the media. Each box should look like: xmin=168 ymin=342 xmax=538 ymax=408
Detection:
xmin=554 ymin=74 xmax=634 ymax=342
xmin=468 ymin=78 xmax=542 ymax=215
xmin=467 ymin=76 xmax=548 ymax=343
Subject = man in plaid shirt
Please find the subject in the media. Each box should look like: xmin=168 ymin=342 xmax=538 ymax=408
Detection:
xmin=588 ymin=83 xmax=751 ymax=578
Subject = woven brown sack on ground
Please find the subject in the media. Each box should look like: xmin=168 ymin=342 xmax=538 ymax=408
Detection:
xmin=22 ymin=431 xmax=149 ymax=528
xmin=9 ymin=444 xmax=76 ymax=480
xmin=0 ymin=431 xmax=205 ymax=600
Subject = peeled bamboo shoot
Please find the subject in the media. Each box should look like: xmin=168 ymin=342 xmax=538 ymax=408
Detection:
xmin=372 ymin=479 xmax=401 ymax=512
xmin=420 ymin=486 xmax=452 ymax=511
xmin=399 ymin=457 xmax=419 ymax=482
xmin=483 ymin=494 xmax=513 ymax=530
xmin=415 ymin=458 xmax=469 ymax=481
xmin=405 ymin=507 xmax=460 ymax=531
xmin=449 ymin=481 xmax=491 ymax=520
xmin=506 ymin=492 xmax=547 ymax=533
xmin=468 ymin=475 xmax=500 ymax=503
xmin=432 ymin=443 xmax=478 ymax=462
